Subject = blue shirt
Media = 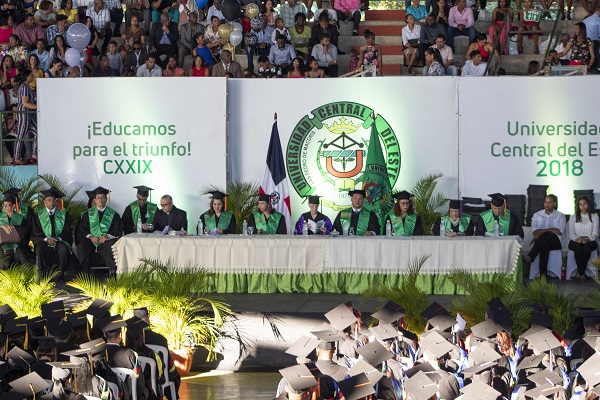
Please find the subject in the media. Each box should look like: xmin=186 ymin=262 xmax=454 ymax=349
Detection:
xmin=31 ymin=49 xmax=49 ymax=70
xmin=406 ymin=5 xmax=428 ymax=21
xmin=584 ymin=13 xmax=600 ymax=41
xmin=194 ymin=45 xmax=214 ymax=66
xmin=268 ymin=43 xmax=296 ymax=66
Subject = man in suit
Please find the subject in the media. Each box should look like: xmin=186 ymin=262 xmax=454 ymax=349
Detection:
xmin=123 ymin=39 xmax=148 ymax=76
xmin=31 ymin=187 xmax=73 ymax=280
xmin=153 ymin=195 xmax=188 ymax=233
xmin=178 ymin=10 xmax=204 ymax=67
xmin=148 ymin=12 xmax=179 ymax=68
xmin=212 ymin=49 xmax=243 ymax=77
xmin=333 ymin=189 xmax=380 ymax=236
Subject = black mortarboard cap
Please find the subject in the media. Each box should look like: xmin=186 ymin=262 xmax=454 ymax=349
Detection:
xmin=371 ymin=301 xmax=405 ymax=324
xmin=487 ymin=298 xmax=513 ymax=333
xmin=40 ymin=187 xmax=65 ymax=199
xmin=99 ymin=316 xmax=127 ymax=333
xmin=348 ymin=189 xmax=366 ymax=198
xmin=308 ymin=196 xmax=320 ymax=205
xmin=86 ymin=299 xmax=113 ymax=319
xmin=3 ymin=188 xmax=21 ymax=196
xmin=427 ymin=314 xmax=456 ymax=332
xmin=31 ymin=336 xmax=55 ymax=351
xmin=459 ymin=379 xmax=501 ymax=399
xmin=523 ymin=384 xmax=563 ymax=399
xmin=311 ymin=327 xmax=345 ymax=347
xmin=420 ymin=330 xmax=456 ymax=359
xmin=467 ymin=343 xmax=502 ymax=365
xmin=403 ymin=370 xmax=438 ymax=400
xmin=448 ymin=199 xmax=462 ymax=209
xmin=531 ymin=311 xmax=554 ymax=329
xmin=398 ymin=328 xmax=419 ymax=348
xmin=470 ymin=319 xmax=502 ymax=338
xmin=577 ymin=353 xmax=600 ymax=387
xmin=134 ymin=185 xmax=153 ymax=197
xmin=404 ymin=362 xmax=442 ymax=382
xmin=285 ymin=336 xmax=320 ymax=359
xmin=85 ymin=190 xmax=95 ymax=200
xmin=420 ymin=302 xmax=450 ymax=320
xmin=7 ymin=346 xmax=35 ymax=371
xmin=258 ymin=194 xmax=271 ymax=202
xmin=392 ymin=191 xmax=413 ymax=201
xmin=125 ymin=316 xmax=148 ymax=336
xmin=579 ymin=309 xmax=600 ymax=328
xmin=64 ymin=338 xmax=107 ymax=357
xmin=5 ymin=317 xmax=28 ymax=335
xmin=356 ymin=340 xmax=392 ymax=366
xmin=66 ymin=312 xmax=87 ymax=329
xmin=279 ymin=364 xmax=318 ymax=394
xmin=3 ymin=193 xmax=17 ymax=203
xmin=336 ymin=373 xmax=375 ymax=400
xmin=0 ymin=304 xmax=17 ymax=322
xmin=368 ymin=323 xmax=397 ymax=342
xmin=462 ymin=361 xmax=499 ymax=377
xmin=324 ymin=304 xmax=356 ymax=331
xmin=41 ymin=301 xmax=65 ymax=320
xmin=91 ymin=187 xmax=110 ymax=197
xmin=9 ymin=372 xmax=51 ymax=397
xmin=133 ymin=307 xmax=149 ymax=320
xmin=517 ymin=354 xmax=545 ymax=370
xmin=348 ymin=359 xmax=384 ymax=384
xmin=209 ymin=191 xmax=226 ymax=200
xmin=488 ymin=193 xmax=506 ymax=207
xmin=26 ymin=317 xmax=48 ymax=335
xmin=526 ymin=328 xmax=561 ymax=353
xmin=527 ymin=369 xmax=563 ymax=386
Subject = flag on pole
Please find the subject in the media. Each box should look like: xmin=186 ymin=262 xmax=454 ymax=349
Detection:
xmin=260 ymin=119 xmax=292 ymax=233
xmin=361 ymin=115 xmax=393 ymax=234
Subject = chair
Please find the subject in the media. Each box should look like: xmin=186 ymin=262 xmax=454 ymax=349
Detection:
xmin=146 ymin=344 xmax=177 ymax=400
xmin=107 ymin=382 xmax=119 ymax=400
xmin=111 ymin=367 xmax=137 ymax=400
xmin=529 ymin=250 xmax=562 ymax=279
xmin=566 ymin=249 xmax=598 ymax=280
xmin=138 ymin=356 xmax=158 ymax=396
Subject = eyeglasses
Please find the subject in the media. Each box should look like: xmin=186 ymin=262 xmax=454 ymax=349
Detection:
xmin=160 ymin=202 xmax=172 ymax=207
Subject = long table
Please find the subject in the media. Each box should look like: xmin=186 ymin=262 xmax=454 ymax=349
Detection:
xmin=113 ymin=234 xmax=523 ymax=294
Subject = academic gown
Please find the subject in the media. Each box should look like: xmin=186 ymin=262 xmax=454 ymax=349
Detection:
xmin=152 ymin=206 xmax=188 ymax=233
xmin=199 ymin=211 xmax=237 ymax=235
xmin=333 ymin=208 xmax=381 ymax=235
xmin=122 ymin=202 xmax=158 ymax=234
xmin=384 ymin=213 xmax=423 ymax=236
xmin=293 ymin=211 xmax=333 ymax=235
xmin=0 ymin=211 xmax=30 ymax=265
xmin=77 ymin=208 xmax=123 ymax=274
xmin=31 ymin=209 xmax=73 ymax=273
xmin=247 ymin=211 xmax=287 ymax=234
xmin=432 ymin=217 xmax=475 ymax=236
xmin=474 ymin=212 xmax=524 ymax=239
xmin=106 ymin=343 xmax=150 ymax=400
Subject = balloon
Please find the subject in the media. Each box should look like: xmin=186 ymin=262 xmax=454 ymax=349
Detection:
xmin=229 ymin=30 xmax=243 ymax=46
xmin=218 ymin=23 xmax=232 ymax=40
xmin=245 ymin=2 xmax=259 ymax=18
xmin=79 ymin=50 xmax=87 ymax=67
xmin=65 ymin=48 xmax=81 ymax=67
xmin=222 ymin=42 xmax=235 ymax=54
xmin=195 ymin=0 xmax=208 ymax=8
xmin=231 ymin=22 xmax=242 ymax=32
xmin=244 ymin=32 xmax=257 ymax=46
xmin=221 ymin=0 xmax=240 ymax=21
xmin=250 ymin=15 xmax=264 ymax=31
xmin=66 ymin=23 xmax=90 ymax=52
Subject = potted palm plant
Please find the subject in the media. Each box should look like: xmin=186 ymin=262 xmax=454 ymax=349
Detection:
xmin=202 ymin=181 xmax=259 ymax=234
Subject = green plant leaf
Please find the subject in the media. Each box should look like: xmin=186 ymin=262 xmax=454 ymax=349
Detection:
xmin=201 ymin=181 xmax=260 ymax=234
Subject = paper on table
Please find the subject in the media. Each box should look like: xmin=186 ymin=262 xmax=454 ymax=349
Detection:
xmin=210 ymin=228 xmax=218 ymax=236
xmin=162 ymin=226 xmax=169 ymax=235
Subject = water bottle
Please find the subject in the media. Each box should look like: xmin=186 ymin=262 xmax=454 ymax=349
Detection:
xmin=493 ymin=221 xmax=499 ymax=237
xmin=440 ymin=222 xmax=445 ymax=237
xmin=242 ymin=219 xmax=248 ymax=236
xmin=198 ymin=219 xmax=204 ymax=236
xmin=302 ymin=220 xmax=308 ymax=236
xmin=385 ymin=220 xmax=392 ymax=237
xmin=136 ymin=218 xmax=142 ymax=234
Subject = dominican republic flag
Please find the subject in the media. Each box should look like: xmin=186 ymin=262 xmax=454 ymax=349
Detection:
xmin=260 ymin=120 xmax=291 ymax=234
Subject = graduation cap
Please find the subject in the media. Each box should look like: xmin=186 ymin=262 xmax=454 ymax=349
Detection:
xmin=579 ymin=309 xmax=600 ymax=328
xmin=125 ymin=316 xmax=148 ymax=336
xmin=5 ymin=317 xmax=29 ymax=349
xmin=47 ymin=319 xmax=72 ymax=341
xmin=257 ymin=194 xmax=271 ymax=203
xmin=371 ymin=301 xmax=405 ymax=324
xmin=368 ymin=323 xmax=397 ymax=342
xmin=285 ymin=336 xmax=319 ymax=359
xmin=419 ymin=330 xmax=456 ymax=359
xmin=517 ymin=354 xmax=545 ymax=370
xmin=527 ymin=369 xmax=563 ymax=386
xmin=356 ymin=340 xmax=392 ymax=367
xmin=3 ymin=188 xmax=21 ymax=197
xmin=336 ymin=373 xmax=375 ymax=400
xmin=30 ymin=336 xmax=55 ymax=351
xmin=470 ymin=319 xmax=502 ymax=339
xmin=487 ymin=298 xmax=513 ymax=333
xmin=85 ymin=190 xmax=95 ymax=200
xmin=40 ymin=187 xmax=65 ymax=199
xmin=392 ymin=190 xmax=413 ymax=201
xmin=133 ymin=307 xmax=149 ymax=320
xmin=308 ymin=196 xmax=321 ymax=205
xmin=459 ymin=379 xmax=501 ymax=400
xmin=398 ymin=327 xmax=419 ymax=348
xmin=420 ymin=302 xmax=450 ymax=320
xmin=209 ymin=191 xmax=227 ymax=201
xmin=0 ymin=304 xmax=17 ymax=322
xmin=523 ymin=383 xmax=564 ymax=399
xmin=427 ymin=314 xmax=456 ymax=332
xmin=9 ymin=372 xmax=51 ymax=398
xmin=577 ymin=353 xmax=600 ymax=387
xmin=462 ymin=360 xmax=499 ymax=377
xmin=7 ymin=346 xmax=36 ymax=372
xmin=520 ymin=324 xmax=547 ymax=339
xmin=41 ymin=301 xmax=65 ymax=321
xmin=134 ymin=185 xmax=153 ymax=198
xmin=3 ymin=193 xmax=17 ymax=204
xmin=526 ymin=329 xmax=561 ymax=353
xmin=404 ymin=362 xmax=443 ymax=382
xmin=311 ymin=327 xmax=345 ymax=349
xmin=91 ymin=187 xmax=110 ymax=197
xmin=488 ymin=193 xmax=507 ymax=208
xmin=348 ymin=359 xmax=384 ymax=384
xmin=86 ymin=299 xmax=113 ymax=319
xmin=403 ymin=370 xmax=438 ymax=400
xmin=26 ymin=317 xmax=48 ymax=336
xmin=348 ymin=189 xmax=366 ymax=198
xmin=448 ymin=199 xmax=462 ymax=209
xmin=279 ymin=364 xmax=318 ymax=394
xmin=468 ymin=343 xmax=502 ymax=365
xmin=531 ymin=311 xmax=554 ymax=329
xmin=324 ymin=304 xmax=356 ymax=331
xmin=99 ymin=316 xmax=127 ymax=333
xmin=66 ymin=311 xmax=88 ymax=335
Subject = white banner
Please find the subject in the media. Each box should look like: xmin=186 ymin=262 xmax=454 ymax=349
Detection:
xmin=459 ymin=77 xmax=600 ymax=214
xmin=37 ymin=78 xmax=227 ymax=230
xmin=228 ymin=77 xmax=460 ymax=224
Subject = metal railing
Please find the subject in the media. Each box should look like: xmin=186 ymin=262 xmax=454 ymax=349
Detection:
xmin=0 ymin=109 xmax=38 ymax=166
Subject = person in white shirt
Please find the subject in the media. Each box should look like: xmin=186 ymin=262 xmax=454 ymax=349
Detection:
xmin=206 ymin=0 xmax=225 ymax=22
xmin=461 ymin=49 xmax=487 ymax=76
xmin=523 ymin=195 xmax=566 ymax=276
xmin=136 ymin=54 xmax=163 ymax=76
xmin=568 ymin=196 xmax=599 ymax=281
xmin=401 ymin=14 xmax=421 ymax=75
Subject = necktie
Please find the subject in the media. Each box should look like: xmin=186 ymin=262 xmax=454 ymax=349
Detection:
xmin=225 ymin=64 xmax=229 ymax=72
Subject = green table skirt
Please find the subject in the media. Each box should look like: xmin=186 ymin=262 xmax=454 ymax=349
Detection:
xmin=208 ymin=261 xmax=523 ymax=294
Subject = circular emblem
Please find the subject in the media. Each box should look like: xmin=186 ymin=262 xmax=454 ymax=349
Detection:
xmin=270 ymin=191 xmax=281 ymax=205
xmin=286 ymin=102 xmax=401 ymax=212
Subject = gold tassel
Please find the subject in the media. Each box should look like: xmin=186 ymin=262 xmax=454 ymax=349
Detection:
xmin=504 ymin=199 xmax=507 ymax=218
xmin=23 ymin=326 xmax=28 ymax=351
xmin=29 ymin=383 xmax=35 ymax=400
xmin=74 ymin=370 xmax=78 ymax=393
xmin=107 ymin=191 xmax=111 ymax=204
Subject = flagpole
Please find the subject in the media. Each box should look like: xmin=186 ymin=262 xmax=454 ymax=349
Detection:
xmin=274 ymin=113 xmax=277 ymax=121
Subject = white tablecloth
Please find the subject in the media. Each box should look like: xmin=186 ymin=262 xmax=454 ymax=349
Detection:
xmin=113 ymin=234 xmax=521 ymax=275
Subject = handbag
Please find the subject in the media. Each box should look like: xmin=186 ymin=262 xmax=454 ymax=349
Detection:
xmin=0 ymin=229 xmax=20 ymax=244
